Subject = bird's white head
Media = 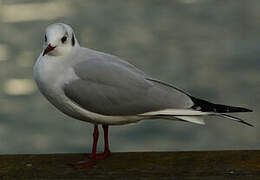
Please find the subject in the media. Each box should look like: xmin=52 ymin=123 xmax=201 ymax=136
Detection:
xmin=42 ymin=23 xmax=79 ymax=56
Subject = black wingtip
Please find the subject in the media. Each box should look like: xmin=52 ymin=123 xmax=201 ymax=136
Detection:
xmin=239 ymin=120 xmax=254 ymax=127
xmin=241 ymin=108 xmax=253 ymax=112
xmin=190 ymin=96 xmax=253 ymax=113
xmin=220 ymin=114 xmax=254 ymax=128
xmin=227 ymin=106 xmax=253 ymax=112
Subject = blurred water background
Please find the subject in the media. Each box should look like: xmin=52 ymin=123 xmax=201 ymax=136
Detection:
xmin=0 ymin=0 xmax=259 ymax=154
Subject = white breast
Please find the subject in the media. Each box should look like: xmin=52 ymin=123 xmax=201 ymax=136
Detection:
xmin=34 ymin=55 xmax=82 ymax=119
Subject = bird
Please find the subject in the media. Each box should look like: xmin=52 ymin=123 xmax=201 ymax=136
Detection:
xmin=34 ymin=23 xmax=253 ymax=169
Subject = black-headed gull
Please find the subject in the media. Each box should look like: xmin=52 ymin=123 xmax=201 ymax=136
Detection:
xmin=34 ymin=23 xmax=253 ymax=169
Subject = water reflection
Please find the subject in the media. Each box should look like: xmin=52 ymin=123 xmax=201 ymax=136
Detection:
xmin=3 ymin=78 xmax=36 ymax=96
xmin=0 ymin=44 xmax=9 ymax=61
xmin=2 ymin=1 xmax=73 ymax=23
xmin=0 ymin=0 xmax=258 ymax=154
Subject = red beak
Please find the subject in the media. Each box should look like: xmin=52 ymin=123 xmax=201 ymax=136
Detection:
xmin=43 ymin=44 xmax=56 ymax=56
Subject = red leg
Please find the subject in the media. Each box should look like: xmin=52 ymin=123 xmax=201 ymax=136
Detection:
xmin=84 ymin=125 xmax=110 ymax=160
xmin=72 ymin=124 xmax=99 ymax=169
xmin=103 ymin=124 xmax=110 ymax=153
xmin=91 ymin=124 xmax=99 ymax=160
xmin=96 ymin=125 xmax=110 ymax=159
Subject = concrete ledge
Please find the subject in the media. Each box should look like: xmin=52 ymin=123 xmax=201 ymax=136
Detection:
xmin=0 ymin=150 xmax=260 ymax=179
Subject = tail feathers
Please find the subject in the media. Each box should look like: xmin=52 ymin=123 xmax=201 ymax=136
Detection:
xmin=139 ymin=109 xmax=207 ymax=125
xmin=139 ymin=106 xmax=253 ymax=126
xmin=219 ymin=114 xmax=254 ymax=127
xmin=175 ymin=116 xmax=205 ymax=125
xmin=190 ymin=96 xmax=253 ymax=113
xmin=140 ymin=109 xmax=211 ymax=116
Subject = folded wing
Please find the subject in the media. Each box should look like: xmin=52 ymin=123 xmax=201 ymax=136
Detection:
xmin=63 ymin=56 xmax=194 ymax=116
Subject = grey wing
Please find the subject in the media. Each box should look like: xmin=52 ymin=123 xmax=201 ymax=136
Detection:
xmin=63 ymin=57 xmax=194 ymax=116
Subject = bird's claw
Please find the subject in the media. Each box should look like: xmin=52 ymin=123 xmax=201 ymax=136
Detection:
xmin=84 ymin=151 xmax=111 ymax=160
xmin=70 ymin=159 xmax=96 ymax=169
xmin=70 ymin=151 xmax=110 ymax=169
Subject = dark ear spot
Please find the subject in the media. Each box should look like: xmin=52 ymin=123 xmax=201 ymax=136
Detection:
xmin=72 ymin=33 xmax=75 ymax=46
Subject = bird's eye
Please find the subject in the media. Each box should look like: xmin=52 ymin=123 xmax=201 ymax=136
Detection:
xmin=45 ymin=35 xmax=47 ymax=42
xmin=61 ymin=36 xmax=67 ymax=43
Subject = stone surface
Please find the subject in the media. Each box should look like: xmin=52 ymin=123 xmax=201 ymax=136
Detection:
xmin=0 ymin=150 xmax=260 ymax=179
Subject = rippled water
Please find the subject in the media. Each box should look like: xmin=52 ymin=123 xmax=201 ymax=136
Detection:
xmin=0 ymin=0 xmax=259 ymax=154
